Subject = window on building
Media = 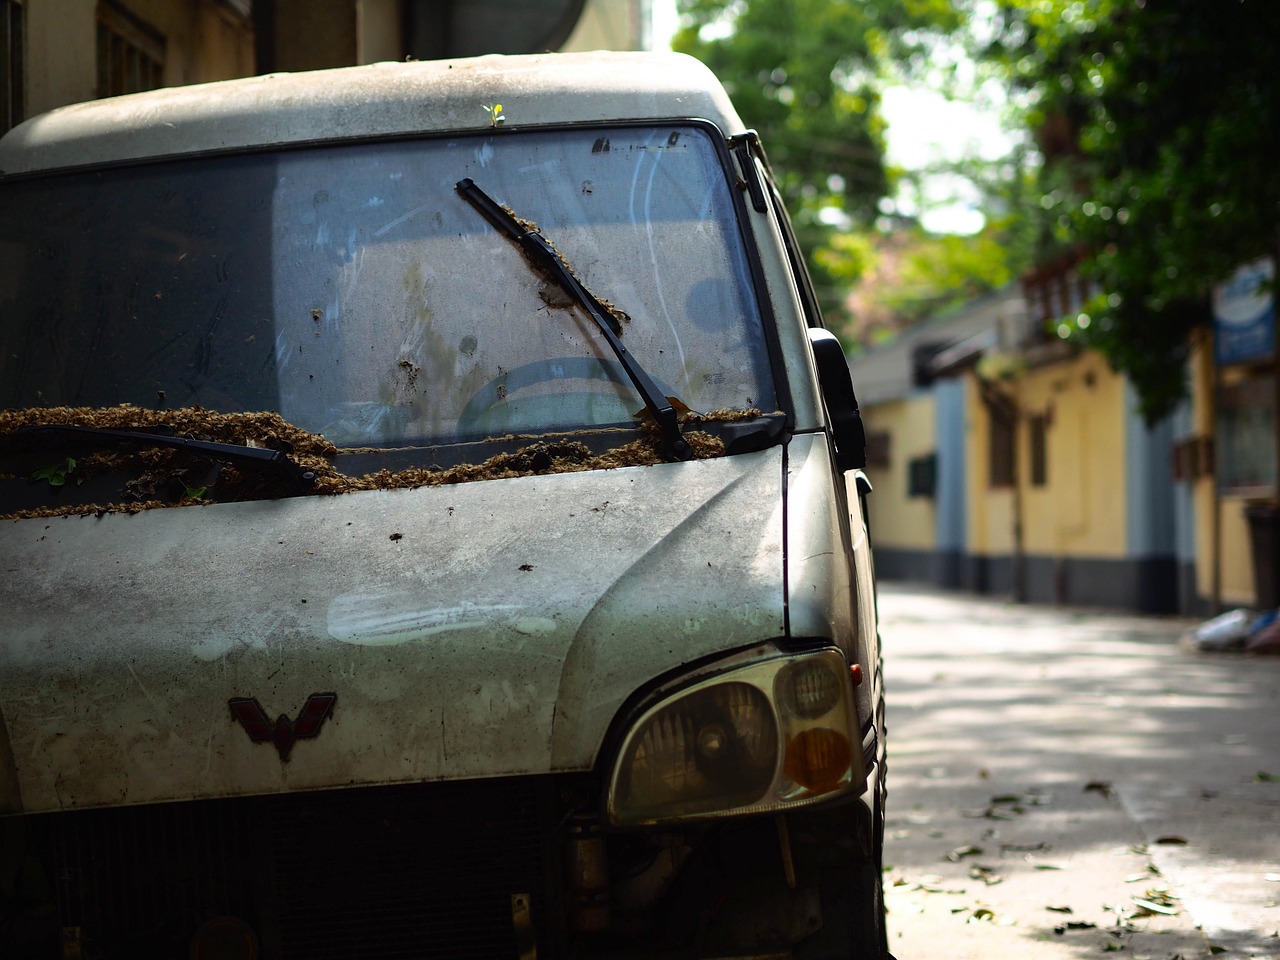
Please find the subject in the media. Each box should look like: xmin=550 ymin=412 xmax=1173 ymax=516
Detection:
xmin=1172 ymin=435 xmax=1214 ymax=483
xmin=865 ymin=430 xmax=891 ymax=469
xmin=989 ymin=403 xmax=1016 ymax=488
xmin=1217 ymin=374 xmax=1277 ymax=493
xmin=97 ymin=1 xmax=164 ymax=99
xmin=1023 ymin=252 xmax=1097 ymax=339
xmin=907 ymin=452 xmax=938 ymax=499
xmin=1 ymin=0 xmax=23 ymax=134
xmin=1029 ymin=414 xmax=1048 ymax=487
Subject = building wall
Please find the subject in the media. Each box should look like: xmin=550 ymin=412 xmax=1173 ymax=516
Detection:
xmin=933 ymin=377 xmax=968 ymax=587
xmin=271 ymin=0 xmax=355 ymax=72
xmin=1168 ymin=399 xmax=1199 ymax=614
xmin=356 ymin=0 xmax=401 ymax=64
xmin=23 ymin=0 xmax=254 ymax=119
xmin=965 ymin=350 xmax=1184 ymax=611
xmin=1187 ymin=328 xmax=1263 ymax=609
xmin=24 ymin=0 xmax=97 ymax=116
xmin=1017 ymin=350 xmax=1128 ymax=560
xmin=125 ymin=0 xmax=254 ymax=85
xmin=17 ymin=0 xmax=647 ymax=127
xmin=1217 ymin=496 xmax=1256 ymax=606
xmin=861 ymin=392 xmax=937 ymax=581
xmin=563 ymin=0 xmax=649 ymax=51
xmin=963 ymin=373 xmax=1014 ymax=560
xmin=860 ymin=342 xmax=1181 ymax=611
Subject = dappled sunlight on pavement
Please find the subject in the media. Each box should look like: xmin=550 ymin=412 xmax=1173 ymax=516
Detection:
xmin=879 ymin=583 xmax=1280 ymax=960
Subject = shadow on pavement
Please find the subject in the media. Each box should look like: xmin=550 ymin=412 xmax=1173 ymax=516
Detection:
xmin=878 ymin=582 xmax=1280 ymax=960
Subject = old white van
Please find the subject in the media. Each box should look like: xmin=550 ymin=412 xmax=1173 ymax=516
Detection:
xmin=0 ymin=52 xmax=885 ymax=960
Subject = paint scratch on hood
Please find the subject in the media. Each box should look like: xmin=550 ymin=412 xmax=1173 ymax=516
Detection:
xmin=327 ymin=594 xmax=555 ymax=646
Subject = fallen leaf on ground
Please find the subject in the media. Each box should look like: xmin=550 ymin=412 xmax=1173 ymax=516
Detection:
xmin=969 ymin=865 xmax=1002 ymax=886
xmin=1001 ymin=841 xmax=1051 ymax=854
xmin=1054 ymin=921 xmax=1098 ymax=934
xmin=1084 ymin=780 xmax=1115 ymax=799
xmin=1131 ymin=896 xmax=1179 ymax=917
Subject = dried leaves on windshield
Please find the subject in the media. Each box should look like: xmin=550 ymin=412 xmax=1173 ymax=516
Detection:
xmin=1 ymin=404 xmax=757 ymax=520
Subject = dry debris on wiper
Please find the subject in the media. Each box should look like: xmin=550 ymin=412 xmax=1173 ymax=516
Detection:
xmin=0 ymin=404 xmax=338 ymax=457
xmin=1 ymin=404 xmax=763 ymax=519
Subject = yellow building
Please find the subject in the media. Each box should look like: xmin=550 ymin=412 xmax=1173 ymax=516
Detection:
xmin=3 ymin=0 xmax=654 ymax=134
xmin=1186 ymin=257 xmax=1280 ymax=611
xmin=848 ymin=283 xmax=1187 ymax=613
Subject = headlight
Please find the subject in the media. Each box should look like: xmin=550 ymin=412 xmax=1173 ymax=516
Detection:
xmin=607 ymin=649 xmax=859 ymax=826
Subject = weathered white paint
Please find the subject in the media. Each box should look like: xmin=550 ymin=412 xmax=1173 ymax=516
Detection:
xmin=0 ymin=52 xmax=871 ymax=834
xmin=0 ymin=52 xmax=746 ymax=175
xmin=0 ymin=450 xmax=787 ymax=813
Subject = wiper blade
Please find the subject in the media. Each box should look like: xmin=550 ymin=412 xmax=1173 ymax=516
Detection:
xmin=456 ymin=177 xmax=692 ymax=462
xmin=9 ymin=424 xmax=317 ymax=490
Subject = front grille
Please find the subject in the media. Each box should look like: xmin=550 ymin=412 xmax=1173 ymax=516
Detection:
xmin=13 ymin=777 xmax=561 ymax=960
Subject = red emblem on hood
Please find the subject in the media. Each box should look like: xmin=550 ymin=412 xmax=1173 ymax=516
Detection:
xmin=228 ymin=693 xmax=336 ymax=762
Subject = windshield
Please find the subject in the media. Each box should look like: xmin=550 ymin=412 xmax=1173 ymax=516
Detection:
xmin=0 ymin=124 xmax=778 ymax=452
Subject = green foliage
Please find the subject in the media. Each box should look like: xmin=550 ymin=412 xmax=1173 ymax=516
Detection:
xmin=983 ymin=0 xmax=1280 ymax=423
xmin=813 ymin=230 xmax=877 ymax=290
xmin=673 ymin=0 xmax=962 ymax=326
xmin=894 ymin=229 xmax=1012 ymax=312
xmin=30 ymin=457 xmax=76 ymax=487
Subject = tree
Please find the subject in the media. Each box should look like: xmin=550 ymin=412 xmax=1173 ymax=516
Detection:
xmin=672 ymin=0 xmax=961 ymax=330
xmin=984 ymin=0 xmax=1280 ymax=423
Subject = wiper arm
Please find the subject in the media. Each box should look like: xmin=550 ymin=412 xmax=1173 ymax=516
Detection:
xmin=456 ymin=177 xmax=692 ymax=462
xmin=9 ymin=424 xmax=317 ymax=490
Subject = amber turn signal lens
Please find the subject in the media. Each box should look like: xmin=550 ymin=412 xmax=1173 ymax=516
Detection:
xmin=784 ymin=727 xmax=852 ymax=794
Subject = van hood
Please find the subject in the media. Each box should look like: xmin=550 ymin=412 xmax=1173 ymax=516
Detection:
xmin=0 ymin=448 xmax=785 ymax=814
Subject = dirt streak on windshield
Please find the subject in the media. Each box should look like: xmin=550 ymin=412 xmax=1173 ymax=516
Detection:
xmin=0 ymin=404 xmax=758 ymax=521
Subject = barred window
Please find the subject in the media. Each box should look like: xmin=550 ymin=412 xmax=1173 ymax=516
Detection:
xmin=907 ymin=452 xmax=938 ymax=499
xmin=1029 ymin=414 xmax=1048 ymax=487
xmin=1 ymin=0 xmax=23 ymax=134
xmin=989 ymin=403 xmax=1016 ymax=489
xmin=865 ymin=430 xmax=891 ymax=469
xmin=97 ymin=1 xmax=164 ymax=99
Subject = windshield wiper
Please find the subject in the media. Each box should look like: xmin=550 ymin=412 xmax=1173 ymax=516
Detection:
xmin=456 ymin=177 xmax=692 ymax=462
xmin=8 ymin=424 xmax=317 ymax=490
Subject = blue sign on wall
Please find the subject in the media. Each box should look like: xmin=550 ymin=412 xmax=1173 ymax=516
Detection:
xmin=1214 ymin=257 xmax=1275 ymax=366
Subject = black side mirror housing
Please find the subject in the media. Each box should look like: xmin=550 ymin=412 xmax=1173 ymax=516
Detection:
xmin=807 ymin=328 xmax=866 ymax=473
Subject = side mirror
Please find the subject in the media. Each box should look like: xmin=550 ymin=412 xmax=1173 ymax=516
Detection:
xmin=807 ymin=328 xmax=866 ymax=473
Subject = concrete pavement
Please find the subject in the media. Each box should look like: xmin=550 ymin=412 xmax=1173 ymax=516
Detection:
xmin=877 ymin=583 xmax=1280 ymax=960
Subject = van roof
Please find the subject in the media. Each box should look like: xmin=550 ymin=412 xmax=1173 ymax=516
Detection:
xmin=0 ymin=51 xmax=745 ymax=177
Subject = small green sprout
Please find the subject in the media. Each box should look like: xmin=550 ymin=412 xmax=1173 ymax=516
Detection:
xmin=30 ymin=457 xmax=76 ymax=487
xmin=483 ymin=102 xmax=505 ymax=127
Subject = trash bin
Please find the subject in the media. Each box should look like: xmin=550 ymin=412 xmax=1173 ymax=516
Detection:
xmin=1245 ymin=501 xmax=1280 ymax=609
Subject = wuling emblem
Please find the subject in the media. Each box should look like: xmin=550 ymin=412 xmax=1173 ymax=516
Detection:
xmin=229 ymin=693 xmax=336 ymax=762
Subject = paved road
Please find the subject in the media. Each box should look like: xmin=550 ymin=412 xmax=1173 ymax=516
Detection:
xmin=878 ymin=584 xmax=1280 ymax=960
